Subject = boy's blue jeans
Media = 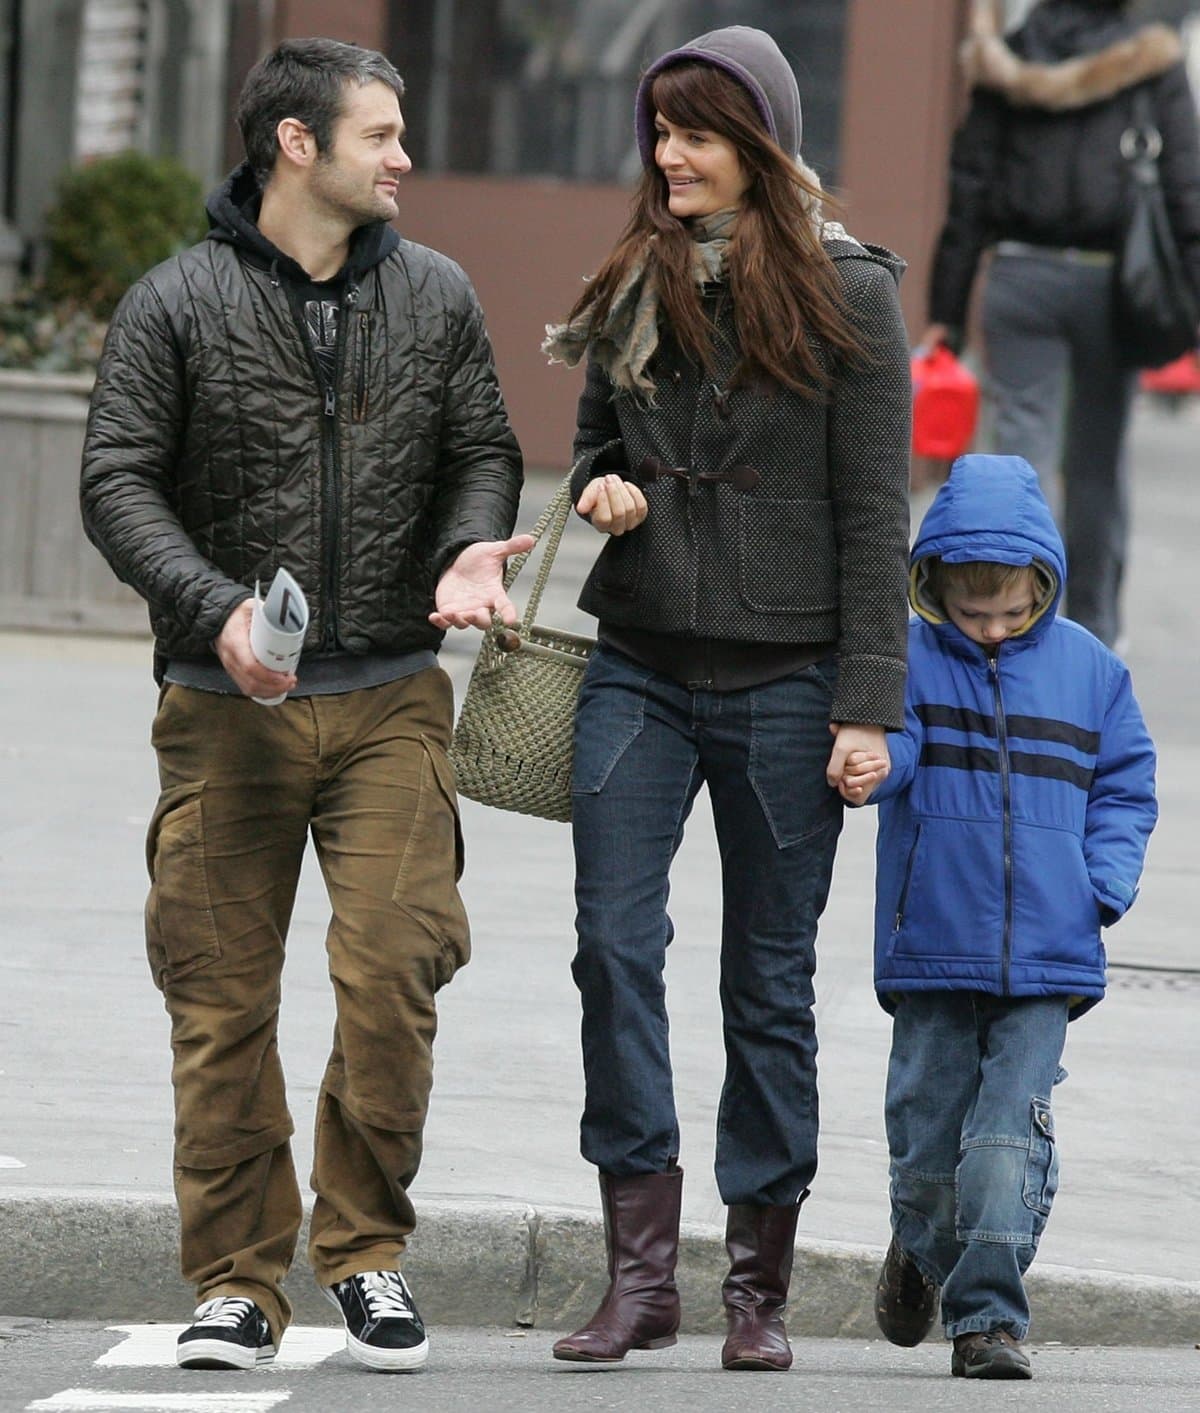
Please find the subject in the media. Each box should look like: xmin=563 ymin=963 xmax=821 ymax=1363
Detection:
xmin=569 ymin=645 xmax=843 ymax=1206
xmin=885 ymin=992 xmax=1070 ymax=1340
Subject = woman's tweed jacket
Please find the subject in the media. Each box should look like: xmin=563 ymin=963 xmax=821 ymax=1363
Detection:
xmin=568 ymin=237 xmax=912 ymax=729
xmin=80 ymin=165 xmax=522 ymax=675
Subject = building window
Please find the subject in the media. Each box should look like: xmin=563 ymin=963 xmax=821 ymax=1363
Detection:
xmin=393 ymin=0 xmax=847 ymax=185
xmin=74 ymin=0 xmax=150 ymax=161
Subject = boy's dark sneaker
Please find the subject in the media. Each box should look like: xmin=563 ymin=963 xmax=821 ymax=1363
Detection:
xmin=951 ymin=1329 xmax=1033 ymax=1379
xmin=176 ymin=1296 xmax=276 ymax=1369
xmin=874 ymin=1238 xmax=940 ymax=1346
xmin=323 ymin=1269 xmax=429 ymax=1372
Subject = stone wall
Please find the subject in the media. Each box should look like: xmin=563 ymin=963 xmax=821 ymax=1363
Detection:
xmin=0 ymin=370 xmax=145 ymax=633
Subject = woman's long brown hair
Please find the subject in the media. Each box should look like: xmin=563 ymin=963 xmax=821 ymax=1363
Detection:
xmin=567 ymin=60 xmax=867 ymax=396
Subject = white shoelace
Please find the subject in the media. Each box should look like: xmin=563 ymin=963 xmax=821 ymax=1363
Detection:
xmin=355 ymin=1270 xmax=417 ymax=1321
xmin=192 ymin=1296 xmax=257 ymax=1329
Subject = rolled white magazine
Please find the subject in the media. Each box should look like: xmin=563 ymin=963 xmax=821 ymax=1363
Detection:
xmin=249 ymin=567 xmax=309 ymax=706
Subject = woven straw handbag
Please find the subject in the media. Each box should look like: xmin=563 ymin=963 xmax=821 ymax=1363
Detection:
xmin=449 ymin=474 xmax=593 ymax=823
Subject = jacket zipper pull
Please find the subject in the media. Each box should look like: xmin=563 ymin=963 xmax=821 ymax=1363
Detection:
xmin=324 ymin=386 xmax=336 ymax=417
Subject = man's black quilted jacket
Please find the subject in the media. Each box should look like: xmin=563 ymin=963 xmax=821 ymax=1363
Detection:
xmin=81 ymin=166 xmax=522 ymax=675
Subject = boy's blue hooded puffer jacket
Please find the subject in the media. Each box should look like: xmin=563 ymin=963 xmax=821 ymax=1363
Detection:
xmin=870 ymin=454 xmax=1157 ymax=1017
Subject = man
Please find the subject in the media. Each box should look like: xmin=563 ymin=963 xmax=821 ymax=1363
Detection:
xmin=80 ymin=38 xmax=528 ymax=1374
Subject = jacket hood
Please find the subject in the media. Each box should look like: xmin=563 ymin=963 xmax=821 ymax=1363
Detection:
xmin=634 ymin=25 xmax=802 ymax=166
xmin=910 ymin=454 xmax=1064 ymax=639
xmin=205 ymin=161 xmax=400 ymax=284
xmin=962 ymin=0 xmax=1181 ymax=111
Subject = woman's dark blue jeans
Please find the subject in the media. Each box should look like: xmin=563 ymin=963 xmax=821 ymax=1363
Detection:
xmin=569 ymin=644 xmax=844 ymax=1206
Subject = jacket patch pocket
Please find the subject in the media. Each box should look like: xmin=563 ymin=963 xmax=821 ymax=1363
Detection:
xmin=738 ymin=496 xmax=837 ymax=614
xmin=1022 ymin=1098 xmax=1059 ymax=1218
xmin=595 ymin=532 xmax=642 ymax=598
xmin=144 ymin=781 xmax=221 ymax=990
xmin=392 ymin=735 xmax=469 ymax=986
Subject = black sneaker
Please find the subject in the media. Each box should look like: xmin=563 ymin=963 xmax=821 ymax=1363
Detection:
xmin=176 ymin=1296 xmax=276 ymax=1369
xmin=874 ymin=1238 xmax=940 ymax=1346
xmin=323 ymin=1269 xmax=429 ymax=1372
xmin=951 ymin=1329 xmax=1033 ymax=1379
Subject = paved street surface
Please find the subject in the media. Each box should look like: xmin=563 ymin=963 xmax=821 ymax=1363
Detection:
xmin=0 ymin=401 xmax=1198 ymax=1369
xmin=1 ymin=1320 xmax=1198 ymax=1413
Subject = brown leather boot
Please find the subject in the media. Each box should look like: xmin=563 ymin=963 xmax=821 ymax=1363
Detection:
xmin=720 ymin=1198 xmax=803 ymax=1371
xmin=552 ymin=1168 xmax=683 ymax=1362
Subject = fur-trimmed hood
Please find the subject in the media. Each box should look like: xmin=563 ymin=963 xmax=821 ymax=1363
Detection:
xmin=963 ymin=0 xmax=1182 ymax=111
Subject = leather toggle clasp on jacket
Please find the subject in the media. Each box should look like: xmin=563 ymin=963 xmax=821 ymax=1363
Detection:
xmin=637 ymin=454 xmax=762 ymax=494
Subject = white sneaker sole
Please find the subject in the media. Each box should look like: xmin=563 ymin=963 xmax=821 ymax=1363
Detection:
xmin=345 ymin=1330 xmax=429 ymax=1372
xmin=321 ymin=1282 xmax=429 ymax=1372
xmin=176 ymin=1337 xmax=276 ymax=1370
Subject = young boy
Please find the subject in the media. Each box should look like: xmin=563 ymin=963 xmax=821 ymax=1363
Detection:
xmin=841 ymin=453 xmax=1157 ymax=1380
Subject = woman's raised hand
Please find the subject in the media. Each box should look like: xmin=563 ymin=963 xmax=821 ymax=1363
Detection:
xmin=576 ymin=473 xmax=649 ymax=536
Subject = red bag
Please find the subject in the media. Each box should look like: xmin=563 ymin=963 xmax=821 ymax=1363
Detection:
xmin=1139 ymin=350 xmax=1200 ymax=396
xmin=911 ymin=345 xmax=980 ymax=460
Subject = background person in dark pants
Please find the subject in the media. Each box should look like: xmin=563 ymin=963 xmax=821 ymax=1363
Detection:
xmin=543 ymin=24 xmax=910 ymax=1373
xmin=80 ymin=37 xmax=528 ymax=1376
xmin=922 ymin=0 xmax=1200 ymax=649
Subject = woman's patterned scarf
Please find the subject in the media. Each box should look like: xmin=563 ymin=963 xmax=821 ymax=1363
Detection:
xmin=542 ymin=162 xmax=849 ymax=401
xmin=541 ymin=207 xmax=738 ymax=399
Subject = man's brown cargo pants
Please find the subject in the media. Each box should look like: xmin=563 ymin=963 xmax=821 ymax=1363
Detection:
xmin=144 ymin=668 xmax=468 ymax=1343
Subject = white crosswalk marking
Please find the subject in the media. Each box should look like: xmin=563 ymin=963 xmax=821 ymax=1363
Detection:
xmin=27 ymin=1393 xmax=291 ymax=1411
xmin=96 ymin=1325 xmax=343 ymax=1369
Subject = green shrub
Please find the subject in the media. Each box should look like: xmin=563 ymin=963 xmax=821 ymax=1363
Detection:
xmin=43 ymin=150 xmax=205 ymax=318
xmin=0 ymin=285 xmax=108 ymax=373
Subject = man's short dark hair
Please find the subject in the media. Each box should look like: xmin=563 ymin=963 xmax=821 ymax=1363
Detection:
xmin=236 ymin=38 xmax=405 ymax=186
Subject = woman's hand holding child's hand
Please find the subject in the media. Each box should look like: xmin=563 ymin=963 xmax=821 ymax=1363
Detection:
xmin=837 ymin=747 xmax=890 ymax=805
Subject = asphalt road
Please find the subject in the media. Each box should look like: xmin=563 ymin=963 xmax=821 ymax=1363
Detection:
xmin=2 ymin=1319 xmax=1199 ymax=1413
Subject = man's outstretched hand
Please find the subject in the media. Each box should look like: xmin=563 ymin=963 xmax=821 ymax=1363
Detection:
xmin=429 ymin=534 xmax=537 ymax=631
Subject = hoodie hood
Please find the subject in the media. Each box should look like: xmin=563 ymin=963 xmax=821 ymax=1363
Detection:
xmin=634 ymin=25 xmax=802 ymax=166
xmin=205 ymin=161 xmax=400 ymax=284
xmin=962 ymin=0 xmax=1181 ymax=111
xmin=910 ymin=454 xmax=1064 ymax=641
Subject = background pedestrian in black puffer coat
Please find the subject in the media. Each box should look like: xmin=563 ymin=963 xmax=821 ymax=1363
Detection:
xmin=922 ymin=0 xmax=1200 ymax=649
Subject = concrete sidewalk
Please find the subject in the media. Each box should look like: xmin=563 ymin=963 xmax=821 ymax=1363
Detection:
xmin=1 ymin=403 xmax=1197 ymax=1345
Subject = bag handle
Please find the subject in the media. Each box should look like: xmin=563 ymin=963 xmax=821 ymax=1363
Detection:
xmin=500 ymin=471 xmax=575 ymax=629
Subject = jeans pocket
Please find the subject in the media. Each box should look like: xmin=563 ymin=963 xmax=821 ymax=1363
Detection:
xmin=392 ymin=734 xmax=470 ymax=985
xmin=1022 ymin=1097 xmax=1059 ymax=1218
xmin=570 ymin=649 xmax=650 ymax=796
xmin=144 ymin=780 xmax=222 ymax=990
xmin=747 ymin=663 xmax=842 ymax=847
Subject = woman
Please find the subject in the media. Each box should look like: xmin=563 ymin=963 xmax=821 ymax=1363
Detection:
xmin=923 ymin=0 xmax=1200 ymax=648
xmin=542 ymin=26 xmax=911 ymax=1370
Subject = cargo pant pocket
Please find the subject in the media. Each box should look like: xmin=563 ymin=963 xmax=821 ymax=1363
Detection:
xmin=392 ymin=734 xmax=470 ymax=987
xmin=1022 ymin=1097 xmax=1059 ymax=1220
xmin=144 ymin=780 xmax=222 ymax=990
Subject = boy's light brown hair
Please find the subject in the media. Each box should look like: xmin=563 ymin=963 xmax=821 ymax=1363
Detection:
xmin=924 ymin=558 xmax=1037 ymax=604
